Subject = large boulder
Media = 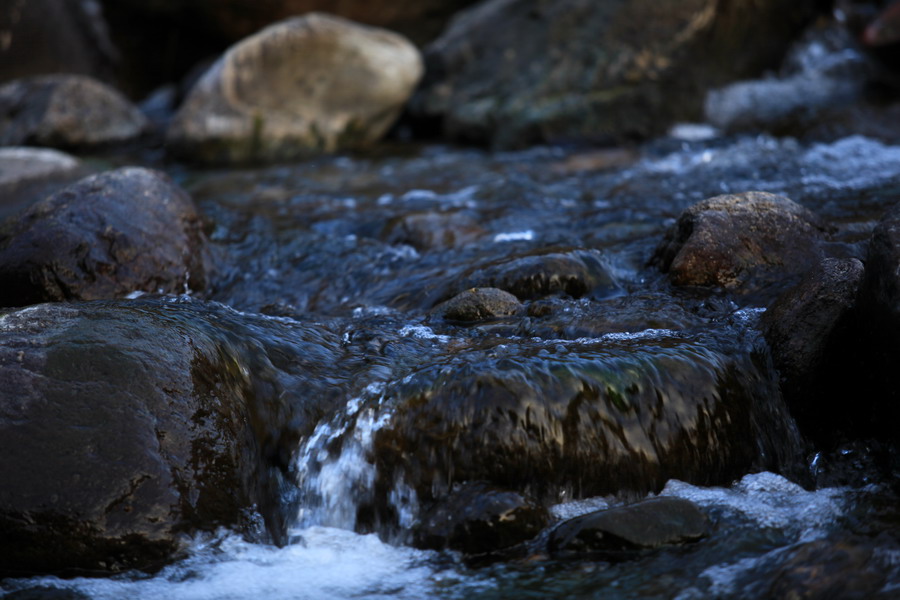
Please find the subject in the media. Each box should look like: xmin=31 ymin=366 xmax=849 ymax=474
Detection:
xmin=0 ymin=167 xmax=211 ymax=307
xmin=0 ymin=301 xmax=291 ymax=575
xmin=651 ymin=191 xmax=828 ymax=300
xmin=167 ymin=13 xmax=423 ymax=164
xmin=0 ymin=75 xmax=147 ymax=149
xmin=0 ymin=0 xmax=117 ymax=86
xmin=411 ymin=0 xmax=817 ymax=148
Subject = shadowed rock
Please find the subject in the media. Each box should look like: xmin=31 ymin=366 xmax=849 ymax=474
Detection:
xmin=414 ymin=481 xmax=548 ymax=555
xmin=168 ymin=13 xmax=423 ymax=164
xmin=0 ymin=167 xmax=211 ymax=307
xmin=762 ymin=258 xmax=863 ymax=440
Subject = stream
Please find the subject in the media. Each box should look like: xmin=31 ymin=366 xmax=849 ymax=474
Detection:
xmin=3 ymin=131 xmax=900 ymax=598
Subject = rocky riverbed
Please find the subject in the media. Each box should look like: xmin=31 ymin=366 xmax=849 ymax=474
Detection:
xmin=2 ymin=1 xmax=900 ymax=599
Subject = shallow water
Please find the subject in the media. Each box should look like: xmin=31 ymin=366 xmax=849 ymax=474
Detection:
xmin=4 ymin=132 xmax=900 ymax=598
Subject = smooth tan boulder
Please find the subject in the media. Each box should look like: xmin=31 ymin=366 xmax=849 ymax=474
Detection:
xmin=168 ymin=13 xmax=423 ymax=164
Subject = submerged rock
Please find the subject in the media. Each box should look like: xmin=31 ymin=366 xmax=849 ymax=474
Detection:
xmin=414 ymin=481 xmax=548 ymax=555
xmin=0 ymin=167 xmax=211 ymax=307
xmin=168 ymin=13 xmax=423 ymax=164
xmin=0 ymin=75 xmax=147 ymax=148
xmin=370 ymin=329 xmax=803 ymax=515
xmin=546 ymin=496 xmax=709 ymax=558
xmin=382 ymin=211 xmax=485 ymax=251
xmin=651 ymin=191 xmax=828 ymax=299
xmin=411 ymin=0 xmax=817 ymax=148
xmin=433 ymin=287 xmax=523 ymax=322
xmin=452 ymin=248 xmax=620 ymax=302
xmin=0 ymin=302 xmax=276 ymax=575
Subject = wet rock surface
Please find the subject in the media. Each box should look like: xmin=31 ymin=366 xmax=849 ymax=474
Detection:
xmin=412 ymin=0 xmax=817 ymax=148
xmin=0 ymin=302 xmax=281 ymax=575
xmin=651 ymin=191 xmax=828 ymax=300
xmin=167 ymin=14 xmax=423 ymax=164
xmin=413 ymin=481 xmax=548 ymax=555
xmin=0 ymin=75 xmax=147 ymax=149
xmin=545 ymin=496 xmax=709 ymax=558
xmin=0 ymin=167 xmax=210 ymax=307
xmin=432 ymin=287 xmax=522 ymax=322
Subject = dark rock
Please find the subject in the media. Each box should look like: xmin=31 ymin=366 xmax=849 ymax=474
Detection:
xmin=433 ymin=287 xmax=522 ymax=322
xmin=767 ymin=537 xmax=887 ymax=600
xmin=762 ymin=258 xmax=864 ymax=439
xmin=0 ymin=301 xmax=283 ymax=575
xmin=382 ymin=211 xmax=484 ymax=251
xmin=0 ymin=147 xmax=85 ymax=222
xmin=414 ymin=481 xmax=549 ymax=555
xmin=370 ymin=329 xmax=804 ymax=514
xmin=651 ymin=191 xmax=828 ymax=299
xmin=167 ymin=14 xmax=423 ymax=164
xmin=0 ymin=167 xmax=211 ymax=307
xmin=0 ymin=0 xmax=117 ymax=86
xmin=0 ymin=75 xmax=147 ymax=149
xmin=411 ymin=0 xmax=817 ymax=148
xmin=453 ymin=248 xmax=620 ymax=302
xmin=546 ymin=497 xmax=709 ymax=558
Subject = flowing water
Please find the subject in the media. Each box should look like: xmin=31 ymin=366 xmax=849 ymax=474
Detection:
xmin=4 ymin=132 xmax=900 ymax=598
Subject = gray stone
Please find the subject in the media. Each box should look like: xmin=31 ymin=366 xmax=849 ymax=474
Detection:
xmin=167 ymin=13 xmax=423 ymax=164
xmin=0 ymin=75 xmax=147 ymax=148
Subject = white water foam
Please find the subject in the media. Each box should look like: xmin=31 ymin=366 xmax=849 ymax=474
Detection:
xmin=6 ymin=528 xmax=455 ymax=600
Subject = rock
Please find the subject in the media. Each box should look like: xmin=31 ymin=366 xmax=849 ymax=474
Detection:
xmin=411 ymin=0 xmax=817 ymax=148
xmin=433 ymin=287 xmax=523 ymax=322
xmin=99 ymin=0 xmax=475 ymax=96
xmin=546 ymin=497 xmax=709 ymax=558
xmin=0 ymin=167 xmax=211 ymax=307
xmin=369 ymin=329 xmax=804 ymax=516
xmin=414 ymin=481 xmax=549 ymax=555
xmin=0 ymin=0 xmax=117 ymax=85
xmin=383 ymin=211 xmax=485 ymax=251
xmin=0 ymin=147 xmax=85 ymax=221
xmin=0 ymin=301 xmax=278 ymax=575
xmin=651 ymin=191 xmax=828 ymax=299
xmin=453 ymin=248 xmax=620 ymax=302
xmin=167 ymin=13 xmax=423 ymax=164
xmin=766 ymin=537 xmax=887 ymax=600
xmin=761 ymin=258 xmax=864 ymax=440
xmin=0 ymin=75 xmax=147 ymax=148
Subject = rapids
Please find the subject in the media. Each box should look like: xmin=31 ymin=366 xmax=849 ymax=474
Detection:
xmin=4 ymin=131 xmax=900 ymax=598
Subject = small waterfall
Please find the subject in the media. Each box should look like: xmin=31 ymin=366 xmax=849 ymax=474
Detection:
xmin=293 ymin=383 xmax=418 ymax=534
